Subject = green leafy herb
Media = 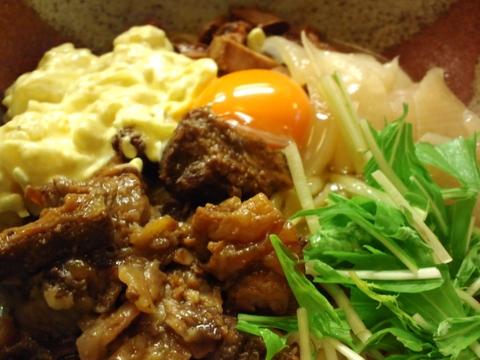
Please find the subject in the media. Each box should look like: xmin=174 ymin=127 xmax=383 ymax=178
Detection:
xmin=237 ymin=73 xmax=480 ymax=360
xmin=363 ymin=110 xmax=449 ymax=237
xmin=296 ymin=193 xmax=435 ymax=271
xmin=447 ymin=196 xmax=477 ymax=273
xmin=434 ymin=315 xmax=480 ymax=357
xmin=350 ymin=288 xmax=393 ymax=329
xmin=398 ymin=271 xmax=465 ymax=328
xmin=416 ymin=135 xmax=480 ymax=192
xmin=237 ymin=314 xmax=298 ymax=333
xmin=270 ymin=235 xmax=352 ymax=344
xmin=416 ymin=135 xmax=480 ymax=273
xmin=359 ymin=327 xmax=425 ymax=353
xmin=455 ymin=235 xmax=480 ymax=289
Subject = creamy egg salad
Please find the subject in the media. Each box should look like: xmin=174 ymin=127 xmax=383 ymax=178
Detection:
xmin=0 ymin=25 xmax=217 ymax=216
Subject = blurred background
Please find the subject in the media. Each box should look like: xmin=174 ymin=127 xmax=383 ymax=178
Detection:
xmin=0 ymin=0 xmax=479 ymax=110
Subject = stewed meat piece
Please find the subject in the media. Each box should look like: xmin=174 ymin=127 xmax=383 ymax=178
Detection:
xmin=0 ymin=193 xmax=113 ymax=279
xmin=25 ymin=166 xmax=151 ymax=245
xmin=190 ymin=193 xmax=300 ymax=315
xmin=190 ymin=193 xmax=299 ymax=279
xmin=1 ymin=157 xmax=299 ymax=357
xmin=226 ymin=270 xmax=296 ymax=315
xmin=159 ymin=108 xmax=292 ymax=206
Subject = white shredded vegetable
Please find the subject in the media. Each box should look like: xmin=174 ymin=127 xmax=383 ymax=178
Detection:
xmin=283 ymin=142 xmax=320 ymax=234
xmin=297 ymin=308 xmax=313 ymax=360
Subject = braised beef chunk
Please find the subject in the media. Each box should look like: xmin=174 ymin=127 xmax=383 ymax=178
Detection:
xmin=26 ymin=167 xmax=151 ymax=244
xmin=44 ymin=259 xmax=122 ymax=314
xmin=190 ymin=194 xmax=299 ymax=314
xmin=159 ymin=108 xmax=292 ymax=206
xmin=2 ymin=158 xmax=300 ymax=357
xmin=226 ymin=270 xmax=295 ymax=314
xmin=0 ymin=194 xmax=113 ymax=279
xmin=0 ymin=167 xmax=151 ymax=279
xmin=190 ymin=194 xmax=300 ymax=279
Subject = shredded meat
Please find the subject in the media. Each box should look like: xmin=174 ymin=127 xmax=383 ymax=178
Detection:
xmin=118 ymin=258 xmax=165 ymax=314
xmin=107 ymin=331 xmax=191 ymax=360
xmin=159 ymin=108 xmax=292 ymax=206
xmin=0 ymin=193 xmax=113 ymax=279
xmin=128 ymin=215 xmax=186 ymax=265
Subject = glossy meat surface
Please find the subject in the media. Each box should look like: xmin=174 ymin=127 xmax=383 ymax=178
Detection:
xmin=0 ymin=193 xmax=113 ymax=279
xmin=160 ymin=108 xmax=292 ymax=206
xmin=0 ymin=169 xmax=299 ymax=359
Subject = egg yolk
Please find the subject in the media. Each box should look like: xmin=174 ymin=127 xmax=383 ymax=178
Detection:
xmin=193 ymin=69 xmax=313 ymax=148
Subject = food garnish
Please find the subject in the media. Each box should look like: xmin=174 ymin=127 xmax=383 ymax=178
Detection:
xmin=238 ymin=75 xmax=480 ymax=359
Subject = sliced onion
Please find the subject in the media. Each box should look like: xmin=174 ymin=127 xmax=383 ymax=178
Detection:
xmin=414 ymin=68 xmax=480 ymax=138
xmin=263 ymin=36 xmax=310 ymax=86
xmin=264 ymin=35 xmax=480 ymax=178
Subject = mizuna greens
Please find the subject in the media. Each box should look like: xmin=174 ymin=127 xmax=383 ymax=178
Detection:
xmin=237 ymin=74 xmax=480 ymax=359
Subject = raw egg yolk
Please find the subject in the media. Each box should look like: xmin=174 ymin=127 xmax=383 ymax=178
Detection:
xmin=193 ymin=69 xmax=313 ymax=148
